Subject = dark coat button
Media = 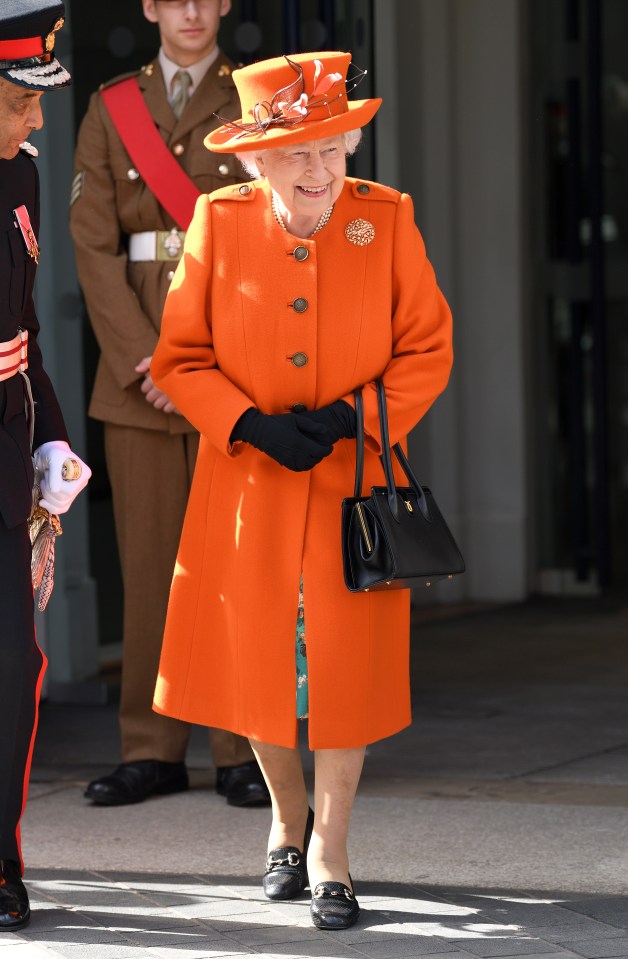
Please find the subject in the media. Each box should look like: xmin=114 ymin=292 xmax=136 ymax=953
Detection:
xmin=291 ymin=297 xmax=308 ymax=313
xmin=292 ymin=403 xmax=307 ymax=413
xmin=357 ymin=183 xmax=370 ymax=194
xmin=293 ymin=246 xmax=309 ymax=261
xmin=291 ymin=353 xmax=308 ymax=367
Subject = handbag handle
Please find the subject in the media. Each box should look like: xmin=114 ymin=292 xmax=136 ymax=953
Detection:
xmin=353 ymin=380 xmax=430 ymax=522
xmin=353 ymin=388 xmax=366 ymax=499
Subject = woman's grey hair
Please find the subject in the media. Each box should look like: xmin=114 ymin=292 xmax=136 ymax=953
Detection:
xmin=237 ymin=128 xmax=363 ymax=180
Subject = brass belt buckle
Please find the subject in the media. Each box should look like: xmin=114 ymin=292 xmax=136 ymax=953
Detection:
xmin=157 ymin=228 xmax=185 ymax=261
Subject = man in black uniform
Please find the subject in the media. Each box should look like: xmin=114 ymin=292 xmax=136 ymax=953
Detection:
xmin=0 ymin=0 xmax=90 ymax=931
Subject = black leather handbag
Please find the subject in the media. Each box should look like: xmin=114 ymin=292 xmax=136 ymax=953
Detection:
xmin=341 ymin=380 xmax=465 ymax=592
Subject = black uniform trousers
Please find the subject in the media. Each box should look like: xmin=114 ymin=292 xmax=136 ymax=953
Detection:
xmin=0 ymin=150 xmax=68 ymax=873
xmin=0 ymin=516 xmax=45 ymax=869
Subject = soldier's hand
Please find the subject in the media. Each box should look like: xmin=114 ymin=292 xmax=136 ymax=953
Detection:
xmin=33 ymin=441 xmax=92 ymax=515
xmin=135 ymin=356 xmax=181 ymax=415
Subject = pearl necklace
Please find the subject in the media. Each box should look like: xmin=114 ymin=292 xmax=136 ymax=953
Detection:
xmin=272 ymin=193 xmax=334 ymax=237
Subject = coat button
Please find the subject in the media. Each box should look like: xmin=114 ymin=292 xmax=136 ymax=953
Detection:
xmin=167 ymin=270 xmax=175 ymax=281
xmin=291 ymin=297 xmax=308 ymax=313
xmin=293 ymin=246 xmax=309 ymax=261
xmin=291 ymin=352 xmax=308 ymax=367
xmin=239 ymin=184 xmax=251 ymax=195
xmin=357 ymin=183 xmax=370 ymax=194
xmin=218 ymin=163 xmax=230 ymax=176
xmin=292 ymin=403 xmax=307 ymax=413
xmin=173 ymin=143 xmax=185 ymax=156
xmin=127 ymin=168 xmax=139 ymax=180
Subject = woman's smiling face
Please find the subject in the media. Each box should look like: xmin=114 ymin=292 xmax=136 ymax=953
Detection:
xmin=254 ymin=135 xmax=347 ymax=224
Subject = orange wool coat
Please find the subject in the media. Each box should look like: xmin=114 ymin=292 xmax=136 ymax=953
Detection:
xmin=151 ymin=176 xmax=453 ymax=749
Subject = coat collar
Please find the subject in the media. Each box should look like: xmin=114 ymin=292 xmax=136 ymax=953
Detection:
xmin=137 ymin=60 xmax=174 ymax=136
xmin=136 ymin=56 xmax=237 ymax=142
xmin=172 ymin=55 xmax=238 ymax=141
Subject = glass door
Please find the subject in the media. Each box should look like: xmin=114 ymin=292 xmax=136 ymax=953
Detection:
xmin=529 ymin=0 xmax=627 ymax=591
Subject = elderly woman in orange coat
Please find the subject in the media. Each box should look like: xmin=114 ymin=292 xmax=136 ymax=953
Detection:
xmin=151 ymin=51 xmax=453 ymax=930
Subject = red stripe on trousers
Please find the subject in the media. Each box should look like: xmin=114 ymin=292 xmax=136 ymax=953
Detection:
xmin=14 ymin=622 xmax=47 ymax=875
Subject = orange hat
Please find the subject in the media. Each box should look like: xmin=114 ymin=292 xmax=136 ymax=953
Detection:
xmin=205 ymin=51 xmax=381 ymax=154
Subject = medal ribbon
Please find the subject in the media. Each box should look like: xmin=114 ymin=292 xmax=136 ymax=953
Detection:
xmin=13 ymin=205 xmax=39 ymax=264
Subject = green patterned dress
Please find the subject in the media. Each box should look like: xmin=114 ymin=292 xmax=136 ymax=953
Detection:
xmin=296 ymin=576 xmax=308 ymax=719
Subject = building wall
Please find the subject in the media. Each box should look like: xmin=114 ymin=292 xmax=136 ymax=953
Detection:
xmin=376 ymin=0 xmax=529 ymax=601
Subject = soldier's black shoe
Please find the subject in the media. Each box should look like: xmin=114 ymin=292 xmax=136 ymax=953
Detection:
xmin=0 ymin=860 xmax=30 ymax=930
xmin=215 ymin=760 xmax=271 ymax=807
xmin=84 ymin=760 xmax=189 ymax=805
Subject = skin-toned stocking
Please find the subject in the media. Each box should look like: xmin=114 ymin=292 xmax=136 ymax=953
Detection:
xmin=249 ymin=740 xmax=310 ymax=851
xmin=250 ymin=739 xmax=365 ymax=888
xmin=308 ymin=746 xmax=365 ymax=890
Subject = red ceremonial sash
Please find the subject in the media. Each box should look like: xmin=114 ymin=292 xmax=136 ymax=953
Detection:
xmin=101 ymin=78 xmax=201 ymax=230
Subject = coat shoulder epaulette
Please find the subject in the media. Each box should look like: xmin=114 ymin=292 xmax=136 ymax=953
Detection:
xmin=210 ymin=182 xmax=257 ymax=203
xmin=209 ymin=178 xmax=400 ymax=207
xmin=349 ymin=178 xmax=400 ymax=203
xmin=98 ymin=66 xmax=146 ymax=93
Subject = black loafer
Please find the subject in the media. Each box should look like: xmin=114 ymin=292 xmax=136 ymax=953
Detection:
xmin=84 ymin=760 xmax=189 ymax=806
xmin=215 ymin=760 xmax=271 ymax=807
xmin=263 ymin=807 xmax=314 ymax=900
xmin=311 ymin=879 xmax=360 ymax=930
xmin=0 ymin=860 xmax=30 ymax=930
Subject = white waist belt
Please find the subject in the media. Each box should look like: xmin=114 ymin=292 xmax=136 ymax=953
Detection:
xmin=128 ymin=229 xmax=186 ymax=262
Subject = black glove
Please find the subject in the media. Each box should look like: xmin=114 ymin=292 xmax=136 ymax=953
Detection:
xmin=300 ymin=400 xmax=357 ymax=444
xmin=230 ymin=408 xmax=334 ymax=472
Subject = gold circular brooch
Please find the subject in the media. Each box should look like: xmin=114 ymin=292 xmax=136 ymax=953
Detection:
xmin=345 ymin=218 xmax=375 ymax=246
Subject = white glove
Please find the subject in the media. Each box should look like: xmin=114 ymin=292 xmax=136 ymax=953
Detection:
xmin=33 ymin=440 xmax=92 ymax=515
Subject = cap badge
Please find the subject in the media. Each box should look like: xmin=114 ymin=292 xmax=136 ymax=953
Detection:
xmin=345 ymin=218 xmax=375 ymax=246
xmin=45 ymin=18 xmax=64 ymax=54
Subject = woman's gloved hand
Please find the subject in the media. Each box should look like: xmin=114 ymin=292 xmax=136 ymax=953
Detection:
xmin=300 ymin=400 xmax=357 ymax=443
xmin=230 ymin=409 xmax=334 ymax=471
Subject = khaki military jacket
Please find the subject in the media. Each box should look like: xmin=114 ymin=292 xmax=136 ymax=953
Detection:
xmin=70 ymin=55 xmax=241 ymax=432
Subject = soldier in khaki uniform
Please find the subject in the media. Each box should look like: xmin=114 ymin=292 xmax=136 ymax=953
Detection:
xmin=70 ymin=0 xmax=269 ymax=807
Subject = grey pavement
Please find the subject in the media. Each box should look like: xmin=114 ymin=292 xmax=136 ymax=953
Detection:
xmin=6 ymin=597 xmax=628 ymax=958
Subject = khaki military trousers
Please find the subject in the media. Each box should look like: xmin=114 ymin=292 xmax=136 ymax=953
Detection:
xmin=105 ymin=423 xmax=254 ymax=767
